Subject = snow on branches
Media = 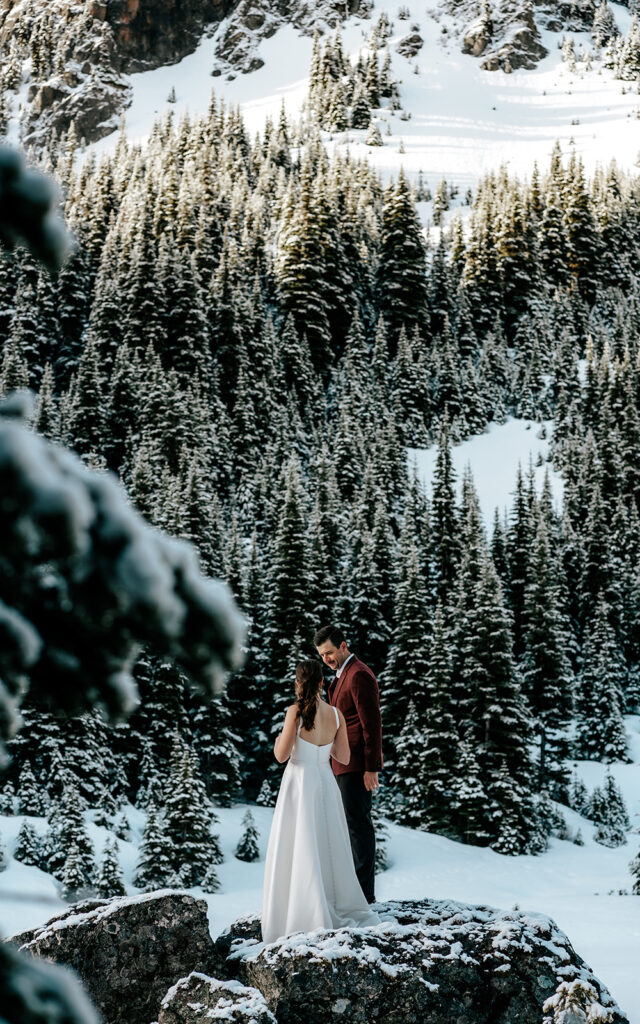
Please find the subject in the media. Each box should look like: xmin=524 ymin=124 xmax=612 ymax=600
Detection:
xmin=0 ymin=391 xmax=246 ymax=762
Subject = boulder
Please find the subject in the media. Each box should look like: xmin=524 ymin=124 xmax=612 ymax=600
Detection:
xmin=396 ymin=29 xmax=424 ymax=58
xmin=157 ymin=972 xmax=276 ymax=1024
xmin=462 ymin=16 xmax=492 ymax=57
xmin=8 ymin=890 xmax=219 ymax=1024
xmin=213 ymin=898 xmax=629 ymax=1024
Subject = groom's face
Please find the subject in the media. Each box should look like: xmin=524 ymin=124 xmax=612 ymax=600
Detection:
xmin=316 ymin=640 xmax=349 ymax=672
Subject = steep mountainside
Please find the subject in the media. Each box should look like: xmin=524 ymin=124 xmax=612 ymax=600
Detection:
xmin=2 ymin=0 xmax=635 ymax=149
xmin=0 ymin=0 xmax=362 ymax=145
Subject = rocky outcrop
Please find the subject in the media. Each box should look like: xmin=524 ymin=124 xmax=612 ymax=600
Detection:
xmin=157 ymin=972 xmax=276 ymax=1024
xmin=9 ymin=890 xmax=218 ymax=1024
xmin=212 ymin=0 xmax=365 ymax=76
xmin=396 ymin=28 xmax=424 ymax=59
xmin=91 ymin=0 xmax=234 ymax=72
xmin=479 ymin=4 xmax=547 ymax=71
xmin=212 ymin=898 xmax=628 ymax=1024
xmin=7 ymin=894 xmax=628 ymax=1024
xmin=1 ymin=0 xmax=368 ymax=144
xmin=462 ymin=16 xmax=493 ymax=57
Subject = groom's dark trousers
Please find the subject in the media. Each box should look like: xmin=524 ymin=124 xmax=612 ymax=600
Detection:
xmin=328 ymin=654 xmax=383 ymax=905
xmin=336 ymin=772 xmax=376 ymax=903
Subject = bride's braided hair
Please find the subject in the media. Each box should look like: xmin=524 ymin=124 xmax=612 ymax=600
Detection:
xmin=296 ymin=660 xmax=323 ymax=731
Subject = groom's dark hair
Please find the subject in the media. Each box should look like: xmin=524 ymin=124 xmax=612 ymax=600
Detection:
xmin=314 ymin=624 xmax=347 ymax=648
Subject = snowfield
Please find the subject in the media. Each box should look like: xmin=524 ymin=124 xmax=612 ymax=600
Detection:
xmin=409 ymin=417 xmax=564 ymax=528
xmin=87 ymin=0 xmax=640 ymax=190
xmin=0 ymin=720 xmax=639 ymax=1021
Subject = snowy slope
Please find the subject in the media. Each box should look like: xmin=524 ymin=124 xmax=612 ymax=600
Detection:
xmin=1 ymin=723 xmax=639 ymax=1022
xmin=85 ymin=0 xmax=640 ymax=188
xmin=409 ymin=417 xmax=563 ymax=528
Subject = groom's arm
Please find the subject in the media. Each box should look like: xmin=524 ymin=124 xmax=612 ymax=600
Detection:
xmin=351 ymin=670 xmax=383 ymax=773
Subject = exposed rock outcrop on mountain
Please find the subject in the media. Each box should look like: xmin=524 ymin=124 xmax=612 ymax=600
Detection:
xmin=9 ymin=890 xmax=218 ymax=1024
xmin=7 ymin=893 xmax=628 ymax=1024
xmin=212 ymin=898 xmax=628 ymax=1024
xmin=0 ymin=0 xmax=367 ymax=144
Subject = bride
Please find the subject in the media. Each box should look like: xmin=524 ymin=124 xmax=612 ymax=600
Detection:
xmin=261 ymin=659 xmax=380 ymax=944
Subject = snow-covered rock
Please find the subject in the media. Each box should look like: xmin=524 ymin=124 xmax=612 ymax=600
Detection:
xmin=213 ymin=898 xmax=629 ymax=1024
xmin=8 ymin=890 xmax=219 ymax=1024
xmin=157 ymin=972 xmax=276 ymax=1024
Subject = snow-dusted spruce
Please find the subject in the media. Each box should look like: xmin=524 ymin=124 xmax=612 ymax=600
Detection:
xmin=215 ymin=898 xmax=627 ymax=1024
xmin=630 ymin=847 xmax=640 ymax=895
xmin=96 ymin=837 xmax=126 ymax=899
xmin=235 ymin=808 xmax=260 ymax=862
xmin=2 ymin=95 xmax=640 ymax=851
xmin=0 ymin=388 xmax=245 ymax=761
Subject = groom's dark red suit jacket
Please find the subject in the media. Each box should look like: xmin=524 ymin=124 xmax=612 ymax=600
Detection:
xmin=327 ymin=656 xmax=383 ymax=777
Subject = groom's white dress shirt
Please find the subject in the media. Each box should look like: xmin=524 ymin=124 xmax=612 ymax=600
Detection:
xmin=335 ymin=653 xmax=354 ymax=679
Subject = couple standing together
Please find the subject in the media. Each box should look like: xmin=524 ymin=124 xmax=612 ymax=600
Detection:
xmin=261 ymin=624 xmax=384 ymax=944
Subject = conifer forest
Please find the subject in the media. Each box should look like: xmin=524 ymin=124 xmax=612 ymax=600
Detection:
xmin=2 ymin=25 xmax=640 ymax=904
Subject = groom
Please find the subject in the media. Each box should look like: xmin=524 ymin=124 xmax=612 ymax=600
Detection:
xmin=314 ymin=624 xmax=383 ymax=905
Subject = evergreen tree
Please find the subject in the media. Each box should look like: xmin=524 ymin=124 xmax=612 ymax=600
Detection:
xmin=568 ymin=773 xmax=590 ymax=816
xmin=420 ymin=602 xmax=459 ymax=835
xmin=630 ymin=847 xmax=640 ymax=895
xmin=576 ymin=598 xmax=628 ymax=761
xmin=134 ymin=800 xmax=175 ymax=890
xmin=235 ymin=807 xmax=260 ymax=862
xmin=164 ymin=739 xmax=223 ymax=886
xmin=96 ymin=836 xmax=126 ymax=898
xmin=17 ymin=764 xmax=46 ymax=816
xmin=0 ymin=781 xmax=16 ymax=815
xmin=454 ymin=735 xmax=491 ymax=845
xmin=390 ymin=699 xmax=427 ymax=827
xmin=14 ymin=819 xmax=40 ymax=866
xmin=376 ymin=169 xmax=428 ymax=348
xmin=382 ymin=542 xmax=432 ymax=755
xmin=521 ymin=516 xmax=573 ymax=797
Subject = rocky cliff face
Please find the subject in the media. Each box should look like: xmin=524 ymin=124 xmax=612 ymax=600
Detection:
xmin=87 ymin=0 xmax=235 ymax=72
xmin=8 ymin=892 xmax=629 ymax=1024
xmin=0 ymin=0 xmax=365 ymax=146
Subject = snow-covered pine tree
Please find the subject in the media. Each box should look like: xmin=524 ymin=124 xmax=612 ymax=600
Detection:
xmin=375 ymin=169 xmax=428 ymax=349
xmin=96 ymin=837 xmax=126 ymax=898
xmin=17 ymin=764 xmax=46 ymax=816
xmin=521 ymin=515 xmax=574 ymax=798
xmin=235 ymin=808 xmax=260 ymax=862
xmin=630 ymin=847 xmax=640 ymax=895
xmin=420 ymin=601 xmax=459 ymax=836
xmin=164 ymin=739 xmax=223 ymax=886
xmin=0 ymin=780 xmax=16 ymax=815
xmin=14 ymin=819 xmax=40 ymax=866
xmin=133 ymin=800 xmax=175 ymax=891
xmin=453 ymin=734 xmax=491 ymax=845
xmin=464 ymin=553 xmax=537 ymax=850
xmin=568 ymin=773 xmax=591 ymax=816
xmin=382 ymin=541 xmax=432 ymax=759
xmin=60 ymin=840 xmax=92 ymax=901
xmin=430 ymin=418 xmax=460 ymax=606
xmin=576 ymin=597 xmax=628 ymax=761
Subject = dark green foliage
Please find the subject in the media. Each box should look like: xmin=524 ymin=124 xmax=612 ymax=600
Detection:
xmin=96 ymin=836 xmax=126 ymax=898
xmin=235 ymin=807 xmax=260 ymax=862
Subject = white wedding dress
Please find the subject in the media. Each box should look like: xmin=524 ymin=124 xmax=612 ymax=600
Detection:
xmin=261 ymin=705 xmax=380 ymax=944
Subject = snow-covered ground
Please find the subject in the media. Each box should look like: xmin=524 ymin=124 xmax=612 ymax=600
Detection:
xmin=0 ymin=719 xmax=638 ymax=1021
xmin=86 ymin=0 xmax=640 ymax=189
xmin=409 ymin=417 xmax=563 ymax=528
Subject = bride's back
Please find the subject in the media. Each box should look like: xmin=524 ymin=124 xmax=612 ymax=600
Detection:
xmin=298 ymin=700 xmax=337 ymax=746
